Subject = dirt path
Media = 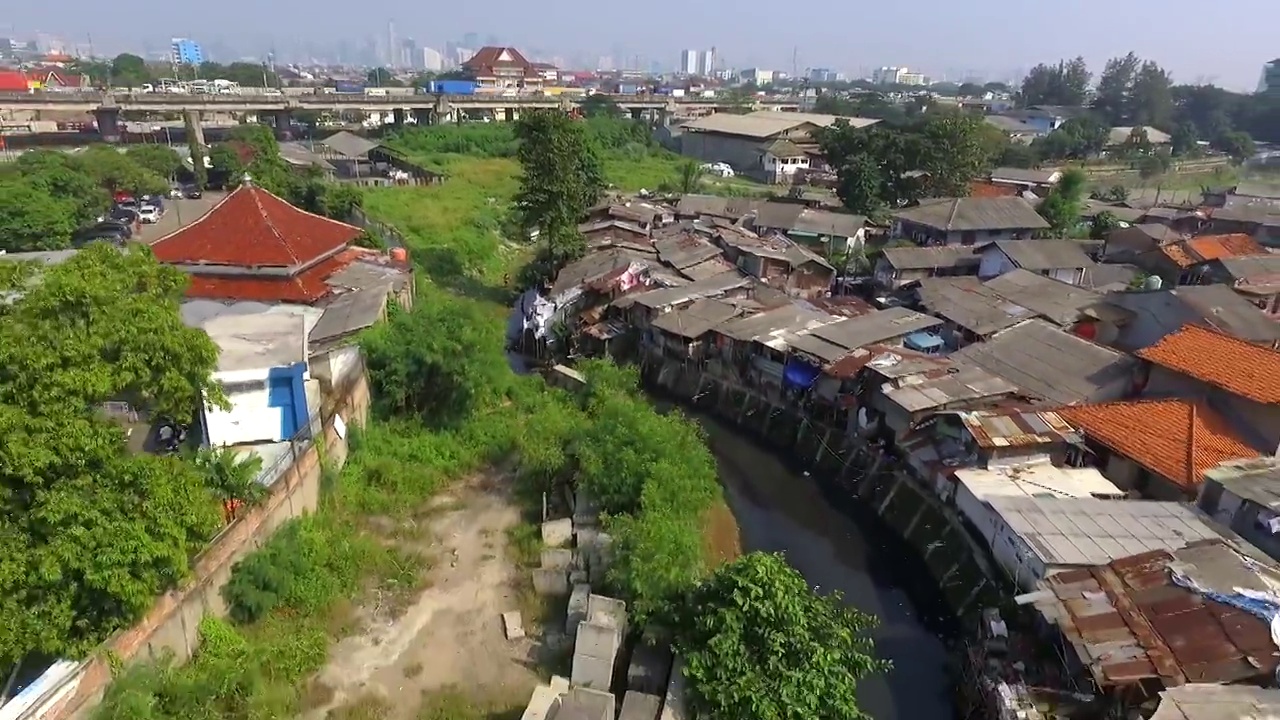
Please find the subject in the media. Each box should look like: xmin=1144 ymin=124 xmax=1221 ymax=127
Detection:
xmin=305 ymin=475 xmax=542 ymax=719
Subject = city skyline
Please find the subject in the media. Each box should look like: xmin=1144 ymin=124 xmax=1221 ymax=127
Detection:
xmin=1 ymin=2 xmax=1275 ymax=91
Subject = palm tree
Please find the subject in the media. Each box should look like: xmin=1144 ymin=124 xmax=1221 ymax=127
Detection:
xmin=194 ymin=446 xmax=267 ymax=507
xmin=677 ymin=160 xmax=705 ymax=195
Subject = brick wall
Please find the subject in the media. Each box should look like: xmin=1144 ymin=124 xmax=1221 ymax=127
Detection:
xmin=21 ymin=370 xmax=373 ymax=720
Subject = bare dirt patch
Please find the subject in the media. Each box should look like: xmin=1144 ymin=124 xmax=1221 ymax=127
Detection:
xmin=703 ymin=497 xmax=743 ymax=568
xmin=304 ymin=473 xmax=544 ymax=720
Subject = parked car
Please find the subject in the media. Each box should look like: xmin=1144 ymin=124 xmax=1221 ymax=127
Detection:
xmin=700 ymin=162 xmax=735 ymax=178
xmin=113 ymin=191 xmax=134 ymax=204
xmin=141 ymin=195 xmax=165 ymax=212
xmin=71 ymin=226 xmax=129 ymax=246
xmin=182 ymin=185 xmax=203 ymax=199
xmin=138 ymin=205 xmax=161 ymax=224
xmin=95 ymin=220 xmax=133 ymax=237
xmin=109 ymin=207 xmax=138 ymax=223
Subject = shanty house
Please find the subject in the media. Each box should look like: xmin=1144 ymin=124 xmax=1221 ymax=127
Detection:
xmin=873 ymin=245 xmax=982 ymax=290
xmin=1196 ymin=253 xmax=1280 ymax=313
xmin=751 ymin=201 xmax=866 ymax=254
xmin=977 ymin=239 xmax=1093 ymax=285
xmin=891 ymin=197 xmax=1050 ymax=246
xmin=1132 ymin=233 xmax=1268 ymax=287
xmin=715 ymin=229 xmax=835 ymax=296
xmin=679 ymin=111 xmax=877 ymax=178
xmin=1197 ymin=457 xmax=1280 ymax=562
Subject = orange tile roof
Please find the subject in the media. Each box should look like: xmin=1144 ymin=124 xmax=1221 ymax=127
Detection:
xmin=184 ymin=250 xmax=365 ymax=304
xmin=152 ymin=184 xmax=361 ymax=268
xmin=968 ymin=180 xmax=1019 ymax=198
xmin=1184 ymin=233 xmax=1265 ymax=262
xmin=1159 ymin=242 xmax=1197 ymax=268
xmin=1137 ymin=324 xmax=1280 ymax=404
xmin=1059 ymin=398 xmax=1259 ymax=491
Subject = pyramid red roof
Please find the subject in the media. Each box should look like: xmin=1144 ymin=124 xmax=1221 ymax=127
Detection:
xmin=152 ymin=184 xmax=362 ymax=268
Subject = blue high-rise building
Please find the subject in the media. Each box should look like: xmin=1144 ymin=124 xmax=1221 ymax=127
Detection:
xmin=171 ymin=38 xmax=204 ymax=66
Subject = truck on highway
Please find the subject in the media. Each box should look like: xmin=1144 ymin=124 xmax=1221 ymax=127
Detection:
xmin=333 ymin=81 xmax=366 ymax=94
xmin=423 ymin=79 xmax=477 ymax=95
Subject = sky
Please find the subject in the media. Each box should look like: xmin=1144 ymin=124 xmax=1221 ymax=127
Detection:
xmin=6 ymin=0 xmax=1277 ymax=90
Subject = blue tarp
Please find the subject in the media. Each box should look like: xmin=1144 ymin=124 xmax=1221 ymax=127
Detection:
xmin=783 ymin=357 xmax=822 ymax=389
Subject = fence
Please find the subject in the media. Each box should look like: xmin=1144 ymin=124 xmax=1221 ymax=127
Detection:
xmin=349 ymin=207 xmax=405 ymax=249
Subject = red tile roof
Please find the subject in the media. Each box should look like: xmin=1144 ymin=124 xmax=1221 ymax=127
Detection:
xmin=0 ymin=71 xmax=30 ymax=92
xmin=1160 ymin=234 xmax=1266 ymax=268
xmin=1059 ymin=398 xmax=1259 ymax=491
xmin=184 ymin=249 xmax=366 ymax=304
xmin=462 ymin=46 xmax=537 ymax=76
xmin=152 ymin=184 xmax=362 ymax=268
xmin=1136 ymin=324 xmax=1280 ymax=404
xmin=968 ymin=180 xmax=1020 ymax=199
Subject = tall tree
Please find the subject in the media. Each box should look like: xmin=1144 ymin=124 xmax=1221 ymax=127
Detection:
xmin=1093 ymin=52 xmax=1141 ymax=125
xmin=513 ymin=110 xmax=604 ymax=271
xmin=109 ymin=53 xmax=152 ymax=87
xmin=127 ymin=145 xmax=183 ymax=180
xmin=1036 ymin=168 xmax=1088 ymax=236
xmin=0 ymin=181 xmax=78 ymax=252
xmin=1131 ymin=61 xmax=1175 ymax=130
xmin=9 ymin=150 xmax=110 ymax=226
xmin=1018 ymin=57 xmax=1090 ymax=107
xmin=668 ymin=553 xmax=887 ymax=720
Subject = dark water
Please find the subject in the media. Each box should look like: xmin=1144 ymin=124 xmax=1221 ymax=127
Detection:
xmin=691 ymin=409 xmax=957 ymax=720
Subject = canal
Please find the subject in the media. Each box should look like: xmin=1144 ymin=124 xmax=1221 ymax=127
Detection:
xmin=693 ymin=409 xmax=957 ymax=720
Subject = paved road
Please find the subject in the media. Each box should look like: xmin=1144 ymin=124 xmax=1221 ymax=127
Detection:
xmin=133 ymin=193 xmax=225 ymax=245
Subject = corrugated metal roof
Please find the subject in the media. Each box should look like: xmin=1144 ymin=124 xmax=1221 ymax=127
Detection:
xmin=991 ymin=239 xmax=1092 ymax=271
xmin=883 ymin=366 xmax=1020 ymax=413
xmin=880 ymin=245 xmax=983 ymax=271
xmin=308 ymin=286 xmax=389 ymax=344
xmin=1035 ymin=540 xmax=1280 ymax=688
xmin=649 ymin=299 xmax=741 ymax=339
xmin=893 ymin=197 xmax=1050 ymax=232
xmin=916 ymin=276 xmax=1031 ymax=336
xmin=807 ymin=307 xmax=942 ymax=350
xmin=959 ymin=409 xmax=1081 ymax=448
xmin=981 ymin=269 xmax=1102 ymax=326
xmin=1149 ymin=684 xmax=1280 ymax=720
xmin=989 ymin=497 xmax=1219 ymax=568
xmin=654 ymin=233 xmax=723 ymax=270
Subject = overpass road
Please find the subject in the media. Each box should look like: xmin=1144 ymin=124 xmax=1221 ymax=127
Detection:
xmin=0 ymin=91 xmax=801 ymax=115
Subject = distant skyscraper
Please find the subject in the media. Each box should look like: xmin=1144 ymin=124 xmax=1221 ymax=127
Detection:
xmin=1259 ymin=59 xmax=1280 ymax=95
xmin=680 ymin=49 xmax=699 ymax=75
xmin=700 ymin=48 xmax=715 ymax=76
xmin=386 ymin=20 xmax=396 ymax=67
xmin=170 ymin=38 xmax=204 ymax=65
xmin=421 ymin=47 xmax=444 ymax=72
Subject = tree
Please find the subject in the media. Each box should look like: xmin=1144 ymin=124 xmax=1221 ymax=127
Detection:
xmin=109 ymin=53 xmax=153 ymax=87
xmin=668 ymin=553 xmax=887 ymax=720
xmin=957 ymin=82 xmax=986 ymax=97
xmin=833 ymin=154 xmax=886 ymax=217
xmin=127 ymin=145 xmax=182 ymax=180
xmin=676 ymin=160 xmax=704 ymax=195
xmin=1036 ymin=168 xmax=1087 ymax=236
xmin=0 ymin=244 xmax=224 ymax=421
xmin=1131 ymin=61 xmax=1174 ymax=130
xmin=513 ymin=110 xmax=604 ymax=274
xmin=1090 ymin=211 xmax=1121 ymax=240
xmin=1018 ymin=57 xmax=1090 ymax=107
xmin=9 ymin=150 xmax=110 ymax=227
xmin=365 ymin=67 xmax=399 ymax=87
xmin=1034 ymin=116 xmax=1109 ymax=160
xmin=0 ymin=181 xmax=78 ymax=252
xmin=193 ymin=447 xmax=265 ymax=507
xmin=1093 ymin=52 xmax=1141 ymax=125
xmin=1170 ymin=122 xmax=1198 ymax=157
xmin=0 ymin=245 xmax=225 ymax=669
xmin=581 ymin=94 xmax=624 ymax=119
xmin=1137 ymin=153 xmax=1171 ymax=180
xmin=1215 ymin=131 xmax=1255 ymax=163
xmin=77 ymin=145 xmax=168 ymax=195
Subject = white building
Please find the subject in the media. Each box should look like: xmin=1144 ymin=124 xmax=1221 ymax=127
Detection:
xmin=421 ymin=47 xmax=444 ymax=72
xmin=680 ymin=49 xmax=700 ymax=75
xmin=873 ymin=66 xmax=928 ymax=86
xmin=699 ymin=48 xmax=716 ymax=77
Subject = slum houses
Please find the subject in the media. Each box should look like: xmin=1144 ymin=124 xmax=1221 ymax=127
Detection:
xmin=508 ymin=189 xmax=1280 ymax=720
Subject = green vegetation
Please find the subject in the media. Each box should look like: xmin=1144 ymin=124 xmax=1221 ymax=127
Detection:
xmin=1036 ymin=167 xmax=1088 ymax=236
xmin=670 ymin=553 xmax=887 ymax=720
xmin=0 ymin=245 xmax=225 ymax=669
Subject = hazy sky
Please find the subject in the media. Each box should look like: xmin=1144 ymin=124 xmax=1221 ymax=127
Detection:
xmin=7 ymin=0 xmax=1276 ymax=90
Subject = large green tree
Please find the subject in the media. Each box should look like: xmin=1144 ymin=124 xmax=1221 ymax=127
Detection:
xmin=127 ymin=145 xmax=183 ymax=180
xmin=669 ymin=553 xmax=887 ymax=720
xmin=9 ymin=150 xmax=111 ymax=227
xmin=109 ymin=53 xmax=153 ymax=87
xmin=513 ymin=109 xmax=604 ymax=273
xmin=1036 ymin=168 xmax=1088 ymax=236
xmin=1018 ymin=57 xmax=1091 ymax=107
xmin=78 ymin=145 xmax=169 ymax=196
xmin=1093 ymin=53 xmax=1141 ymax=125
xmin=0 ymin=244 xmax=225 ymax=669
xmin=0 ymin=181 xmax=79 ymax=252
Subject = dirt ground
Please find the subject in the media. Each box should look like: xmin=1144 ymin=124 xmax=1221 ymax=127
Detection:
xmin=304 ymin=475 xmax=544 ymax=720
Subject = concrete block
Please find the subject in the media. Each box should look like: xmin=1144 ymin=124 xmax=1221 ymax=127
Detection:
xmin=619 ymin=691 xmax=664 ymax=720
xmin=540 ymin=547 xmax=574 ymax=570
xmin=520 ymin=683 xmax=561 ymax=720
xmin=532 ymin=567 xmax=570 ymax=596
xmin=566 ymin=583 xmax=591 ymax=636
xmin=571 ymin=621 xmax=620 ymax=690
xmin=541 ymin=517 xmax=573 ymax=547
xmin=502 ymin=611 xmax=525 ymax=640
xmin=550 ymin=675 xmax=571 ymax=694
xmin=569 ymin=569 xmax=589 ymax=585
xmin=573 ymin=488 xmax=600 ymax=526
xmin=561 ymin=687 xmax=615 ymax=720
xmin=586 ymin=593 xmax=627 ymax=634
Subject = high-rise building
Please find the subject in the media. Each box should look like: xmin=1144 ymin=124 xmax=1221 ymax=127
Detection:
xmin=171 ymin=38 xmax=204 ymax=65
xmin=680 ymin=49 xmax=700 ymax=75
xmin=421 ymin=47 xmax=444 ymax=72
xmin=1259 ymin=59 xmax=1280 ymax=95
xmin=700 ymin=48 xmax=715 ymax=76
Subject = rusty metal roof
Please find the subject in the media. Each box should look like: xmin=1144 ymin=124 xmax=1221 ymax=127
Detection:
xmin=959 ymin=409 xmax=1082 ymax=448
xmin=1035 ymin=540 xmax=1279 ymax=690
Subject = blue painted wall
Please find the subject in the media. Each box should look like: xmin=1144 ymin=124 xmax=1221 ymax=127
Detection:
xmin=266 ymin=363 xmax=310 ymax=440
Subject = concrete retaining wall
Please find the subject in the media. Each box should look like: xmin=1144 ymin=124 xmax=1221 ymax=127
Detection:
xmin=21 ymin=369 xmax=373 ymax=720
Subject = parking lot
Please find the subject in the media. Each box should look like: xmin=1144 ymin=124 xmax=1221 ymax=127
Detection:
xmin=132 ymin=192 xmax=225 ymax=245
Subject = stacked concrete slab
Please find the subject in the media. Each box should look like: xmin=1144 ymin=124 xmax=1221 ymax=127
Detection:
xmin=570 ymin=593 xmax=627 ymax=691
xmin=659 ymin=656 xmax=688 ymax=720
xmin=618 ymin=690 xmax=664 ymax=720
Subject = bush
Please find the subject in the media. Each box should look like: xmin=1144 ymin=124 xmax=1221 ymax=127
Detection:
xmin=221 ymin=518 xmax=364 ymax=624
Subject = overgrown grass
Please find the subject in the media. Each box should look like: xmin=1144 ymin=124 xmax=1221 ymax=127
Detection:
xmin=94 ymin=122 xmax=739 ymax=719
